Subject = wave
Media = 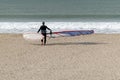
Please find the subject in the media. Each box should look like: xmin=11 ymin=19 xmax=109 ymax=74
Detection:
xmin=0 ymin=14 xmax=120 ymax=22
xmin=0 ymin=22 xmax=120 ymax=33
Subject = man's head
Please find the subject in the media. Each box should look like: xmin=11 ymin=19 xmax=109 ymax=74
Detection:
xmin=42 ymin=21 xmax=45 ymax=25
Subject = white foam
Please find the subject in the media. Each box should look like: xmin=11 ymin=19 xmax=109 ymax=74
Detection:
xmin=0 ymin=22 xmax=120 ymax=33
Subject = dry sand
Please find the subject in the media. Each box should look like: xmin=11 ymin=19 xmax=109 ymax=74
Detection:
xmin=0 ymin=33 xmax=120 ymax=80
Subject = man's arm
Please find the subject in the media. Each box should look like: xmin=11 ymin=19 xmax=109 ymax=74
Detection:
xmin=37 ymin=27 xmax=41 ymax=33
xmin=46 ymin=27 xmax=52 ymax=34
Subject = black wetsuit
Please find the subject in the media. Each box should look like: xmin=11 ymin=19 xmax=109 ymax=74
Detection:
xmin=37 ymin=25 xmax=51 ymax=45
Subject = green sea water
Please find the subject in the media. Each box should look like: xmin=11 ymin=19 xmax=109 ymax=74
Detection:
xmin=0 ymin=0 xmax=120 ymax=21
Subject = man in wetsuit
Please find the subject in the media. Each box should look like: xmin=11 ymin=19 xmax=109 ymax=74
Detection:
xmin=37 ymin=22 xmax=52 ymax=45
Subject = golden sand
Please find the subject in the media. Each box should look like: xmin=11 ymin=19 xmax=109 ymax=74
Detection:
xmin=0 ymin=34 xmax=120 ymax=80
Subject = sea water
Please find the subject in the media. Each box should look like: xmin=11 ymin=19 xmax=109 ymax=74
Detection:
xmin=0 ymin=15 xmax=120 ymax=34
xmin=0 ymin=0 xmax=120 ymax=33
xmin=0 ymin=15 xmax=120 ymax=33
xmin=0 ymin=21 xmax=120 ymax=34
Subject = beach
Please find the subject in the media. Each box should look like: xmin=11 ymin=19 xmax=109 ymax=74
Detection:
xmin=0 ymin=33 xmax=120 ymax=80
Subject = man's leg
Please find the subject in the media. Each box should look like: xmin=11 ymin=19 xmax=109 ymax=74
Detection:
xmin=43 ymin=33 xmax=46 ymax=45
xmin=41 ymin=33 xmax=44 ymax=45
xmin=41 ymin=39 xmax=43 ymax=45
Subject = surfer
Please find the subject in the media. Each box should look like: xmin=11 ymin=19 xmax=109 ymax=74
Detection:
xmin=37 ymin=22 xmax=52 ymax=45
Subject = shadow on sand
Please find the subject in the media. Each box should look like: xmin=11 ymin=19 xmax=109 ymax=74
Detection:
xmin=32 ymin=42 xmax=108 ymax=46
xmin=47 ymin=42 xmax=107 ymax=46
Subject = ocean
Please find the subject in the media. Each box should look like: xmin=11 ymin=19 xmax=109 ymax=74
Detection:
xmin=0 ymin=0 xmax=120 ymax=33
